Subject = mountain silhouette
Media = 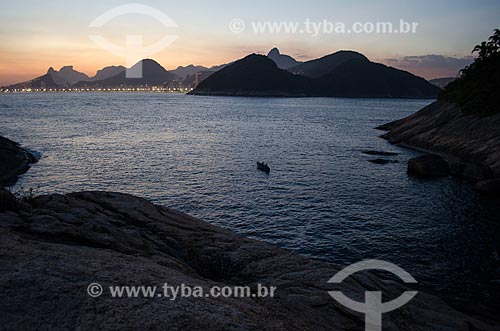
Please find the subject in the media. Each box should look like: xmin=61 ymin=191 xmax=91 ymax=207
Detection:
xmin=171 ymin=65 xmax=210 ymax=79
xmin=3 ymin=50 xmax=440 ymax=97
xmin=45 ymin=66 xmax=90 ymax=85
xmin=288 ymin=50 xmax=368 ymax=77
xmin=267 ymin=48 xmax=301 ymax=69
xmin=189 ymin=54 xmax=310 ymax=96
xmin=316 ymin=59 xmax=441 ymax=98
xmin=58 ymin=66 xmax=90 ymax=84
xmin=91 ymin=66 xmax=126 ymax=81
xmin=74 ymin=59 xmax=177 ymax=87
xmin=5 ymin=70 xmax=60 ymax=90
xmin=190 ymin=52 xmax=440 ymax=98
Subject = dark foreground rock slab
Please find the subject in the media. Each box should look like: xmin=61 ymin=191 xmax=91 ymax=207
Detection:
xmin=368 ymin=158 xmax=398 ymax=165
xmin=475 ymin=179 xmax=500 ymax=196
xmin=0 ymin=136 xmax=38 ymax=187
xmin=407 ymin=154 xmax=450 ymax=178
xmin=0 ymin=191 xmax=498 ymax=330
xmin=362 ymin=150 xmax=399 ymax=156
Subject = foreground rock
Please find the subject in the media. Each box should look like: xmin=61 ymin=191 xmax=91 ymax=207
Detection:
xmin=0 ymin=189 xmax=19 ymax=212
xmin=475 ymin=179 xmax=500 ymax=196
xmin=407 ymin=154 xmax=450 ymax=178
xmin=368 ymin=158 xmax=398 ymax=165
xmin=362 ymin=150 xmax=399 ymax=156
xmin=0 ymin=191 xmax=498 ymax=330
xmin=0 ymin=136 xmax=38 ymax=187
xmin=379 ymin=100 xmax=500 ymax=182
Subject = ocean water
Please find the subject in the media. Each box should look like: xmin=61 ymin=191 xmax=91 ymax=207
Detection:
xmin=1 ymin=92 xmax=499 ymax=305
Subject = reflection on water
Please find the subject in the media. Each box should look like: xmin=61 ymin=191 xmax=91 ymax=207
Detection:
xmin=1 ymin=93 xmax=499 ymax=305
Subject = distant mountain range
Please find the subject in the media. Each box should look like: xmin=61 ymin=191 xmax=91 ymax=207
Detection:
xmin=73 ymin=59 xmax=177 ymax=88
xmin=4 ymin=59 xmax=231 ymax=90
xmin=3 ymin=47 xmax=441 ymax=98
xmin=7 ymin=64 xmax=127 ymax=89
xmin=170 ymin=63 xmax=229 ymax=79
xmin=190 ymin=51 xmax=441 ymax=98
xmin=428 ymin=77 xmax=456 ymax=88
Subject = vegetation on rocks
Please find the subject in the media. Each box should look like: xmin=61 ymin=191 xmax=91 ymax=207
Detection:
xmin=440 ymin=29 xmax=500 ymax=115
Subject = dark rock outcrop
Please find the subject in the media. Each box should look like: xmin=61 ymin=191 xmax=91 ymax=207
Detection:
xmin=0 ymin=189 xmax=18 ymax=212
xmin=0 ymin=191 xmax=498 ymax=330
xmin=407 ymin=154 xmax=450 ymax=178
xmin=362 ymin=150 xmax=399 ymax=156
xmin=379 ymin=100 xmax=500 ymax=182
xmin=0 ymin=136 xmax=38 ymax=186
xmin=369 ymin=158 xmax=398 ymax=164
xmin=475 ymin=179 xmax=500 ymax=196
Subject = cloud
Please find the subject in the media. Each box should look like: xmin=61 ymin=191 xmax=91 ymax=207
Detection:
xmin=383 ymin=55 xmax=474 ymax=79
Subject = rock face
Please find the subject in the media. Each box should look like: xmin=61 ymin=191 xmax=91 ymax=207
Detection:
xmin=407 ymin=154 xmax=450 ymax=178
xmin=0 ymin=191 xmax=498 ymax=330
xmin=379 ymin=100 xmax=500 ymax=182
xmin=0 ymin=136 xmax=38 ymax=186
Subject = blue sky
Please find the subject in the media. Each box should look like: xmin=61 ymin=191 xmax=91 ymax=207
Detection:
xmin=1 ymin=0 xmax=499 ymax=84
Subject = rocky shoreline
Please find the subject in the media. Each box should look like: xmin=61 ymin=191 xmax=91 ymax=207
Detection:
xmin=0 ymin=135 xmax=39 ymax=187
xmin=378 ymin=100 xmax=500 ymax=193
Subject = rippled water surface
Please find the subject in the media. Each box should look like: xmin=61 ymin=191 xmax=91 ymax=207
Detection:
xmin=1 ymin=93 xmax=499 ymax=304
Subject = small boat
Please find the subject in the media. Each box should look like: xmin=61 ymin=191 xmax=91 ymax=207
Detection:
xmin=257 ymin=161 xmax=270 ymax=173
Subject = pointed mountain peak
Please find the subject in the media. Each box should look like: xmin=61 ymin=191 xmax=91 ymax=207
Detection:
xmin=47 ymin=67 xmax=56 ymax=74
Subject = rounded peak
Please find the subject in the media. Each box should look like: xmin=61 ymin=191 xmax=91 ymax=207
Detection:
xmin=233 ymin=53 xmax=279 ymax=70
xmin=139 ymin=58 xmax=161 ymax=66
xmin=133 ymin=59 xmax=164 ymax=68
xmin=267 ymin=47 xmax=280 ymax=56
xmin=330 ymin=50 xmax=368 ymax=60
xmin=47 ymin=67 xmax=56 ymax=73
xmin=242 ymin=53 xmax=269 ymax=61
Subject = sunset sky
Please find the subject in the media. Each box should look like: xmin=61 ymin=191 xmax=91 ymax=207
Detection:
xmin=1 ymin=0 xmax=499 ymax=85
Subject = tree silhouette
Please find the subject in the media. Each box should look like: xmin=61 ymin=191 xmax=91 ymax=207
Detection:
xmin=472 ymin=29 xmax=500 ymax=61
xmin=441 ymin=29 xmax=500 ymax=115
